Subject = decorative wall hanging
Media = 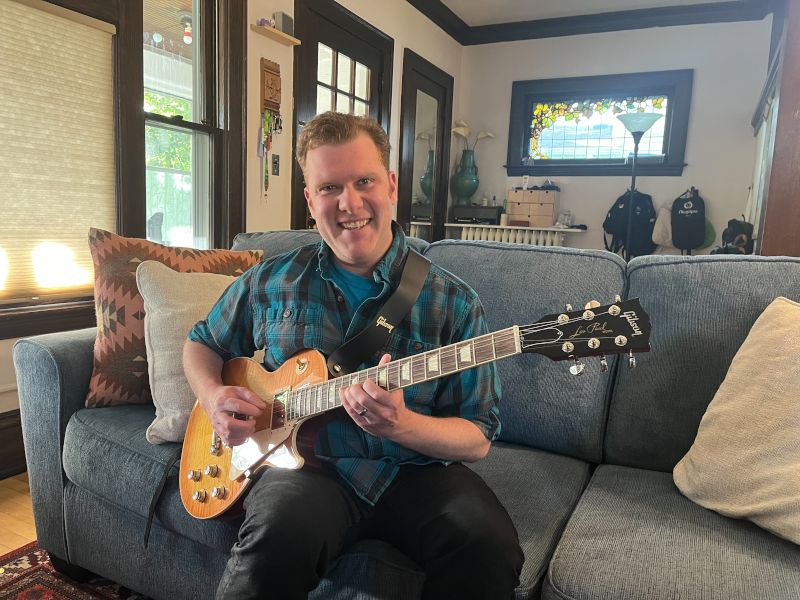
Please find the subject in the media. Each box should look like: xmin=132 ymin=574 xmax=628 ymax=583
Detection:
xmin=259 ymin=58 xmax=283 ymax=195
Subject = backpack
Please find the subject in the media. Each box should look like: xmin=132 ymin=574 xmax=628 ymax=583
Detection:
xmin=603 ymin=190 xmax=657 ymax=259
xmin=671 ymin=188 xmax=706 ymax=252
xmin=711 ymin=217 xmax=754 ymax=254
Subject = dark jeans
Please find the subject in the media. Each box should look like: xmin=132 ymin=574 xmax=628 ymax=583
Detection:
xmin=216 ymin=463 xmax=523 ymax=600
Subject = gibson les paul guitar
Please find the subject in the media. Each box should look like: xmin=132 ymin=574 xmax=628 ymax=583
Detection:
xmin=180 ymin=298 xmax=651 ymax=518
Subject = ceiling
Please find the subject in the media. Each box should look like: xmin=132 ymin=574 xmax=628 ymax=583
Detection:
xmin=440 ymin=0 xmax=742 ymax=27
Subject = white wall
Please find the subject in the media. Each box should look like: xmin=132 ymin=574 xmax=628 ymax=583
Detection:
xmin=244 ymin=0 xmax=463 ymax=230
xmin=246 ymin=0 xmax=295 ymax=232
xmin=457 ymin=18 xmax=773 ymax=250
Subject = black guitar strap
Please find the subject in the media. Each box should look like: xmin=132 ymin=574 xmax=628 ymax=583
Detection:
xmin=326 ymin=249 xmax=431 ymax=377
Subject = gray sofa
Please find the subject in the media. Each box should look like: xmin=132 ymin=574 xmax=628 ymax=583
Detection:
xmin=13 ymin=230 xmax=800 ymax=599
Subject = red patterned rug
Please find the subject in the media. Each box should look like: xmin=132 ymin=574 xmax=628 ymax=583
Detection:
xmin=0 ymin=543 xmax=148 ymax=599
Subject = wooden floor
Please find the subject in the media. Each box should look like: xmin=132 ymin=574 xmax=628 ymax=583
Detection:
xmin=0 ymin=473 xmax=36 ymax=554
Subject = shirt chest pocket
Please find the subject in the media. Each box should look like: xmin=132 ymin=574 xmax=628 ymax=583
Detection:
xmin=263 ymin=306 xmax=325 ymax=367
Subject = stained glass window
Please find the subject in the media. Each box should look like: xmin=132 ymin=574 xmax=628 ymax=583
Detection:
xmin=531 ymin=96 xmax=667 ymax=161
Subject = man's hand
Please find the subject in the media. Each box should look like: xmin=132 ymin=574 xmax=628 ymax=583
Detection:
xmin=339 ymin=352 xmax=491 ymax=462
xmin=340 ymin=353 xmax=411 ymax=438
xmin=200 ymin=385 xmax=265 ymax=447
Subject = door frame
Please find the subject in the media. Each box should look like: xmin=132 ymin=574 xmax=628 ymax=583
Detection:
xmin=291 ymin=0 xmax=394 ymax=229
xmin=397 ymin=49 xmax=454 ymax=241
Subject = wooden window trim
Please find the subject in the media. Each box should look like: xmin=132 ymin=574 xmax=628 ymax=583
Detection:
xmin=505 ymin=69 xmax=693 ymax=177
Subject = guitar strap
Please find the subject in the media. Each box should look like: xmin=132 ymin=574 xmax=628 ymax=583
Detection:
xmin=326 ymin=249 xmax=431 ymax=376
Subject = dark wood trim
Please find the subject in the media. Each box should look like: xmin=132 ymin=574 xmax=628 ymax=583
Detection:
xmin=759 ymin=0 xmax=800 ymax=256
xmin=769 ymin=0 xmax=788 ymax=63
xmin=291 ymin=0 xmax=394 ymax=229
xmin=397 ymin=49 xmax=454 ymax=241
xmin=217 ymin=0 xmax=247 ymax=249
xmin=45 ymin=0 xmax=118 ymax=24
xmin=116 ymin=0 xmax=146 ymax=238
xmin=752 ymin=44 xmax=783 ymax=132
xmin=144 ymin=112 xmax=216 ymax=134
xmin=0 ymin=410 xmax=26 ymax=480
xmin=0 ymin=300 xmax=95 ymax=341
xmin=407 ymin=0 xmax=772 ymax=45
xmin=506 ymin=69 xmax=693 ymax=177
xmin=404 ymin=0 xmax=470 ymax=44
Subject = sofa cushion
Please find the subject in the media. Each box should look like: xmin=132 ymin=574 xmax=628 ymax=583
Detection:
xmin=606 ymin=254 xmax=800 ymax=471
xmin=62 ymin=404 xmax=241 ymax=553
xmin=673 ymin=296 xmax=800 ymax=544
xmin=541 ymin=465 xmax=800 ymax=600
xmin=425 ymin=241 xmax=627 ymax=462
xmin=86 ymin=228 xmax=262 ymax=408
xmin=136 ymin=261 xmax=237 ymax=444
xmin=231 ymin=228 xmax=430 ymax=256
xmin=469 ymin=443 xmax=592 ymax=599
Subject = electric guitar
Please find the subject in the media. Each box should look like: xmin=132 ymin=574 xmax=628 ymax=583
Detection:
xmin=180 ymin=298 xmax=651 ymax=519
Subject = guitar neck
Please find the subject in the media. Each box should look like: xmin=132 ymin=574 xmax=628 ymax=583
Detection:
xmin=286 ymin=327 xmax=521 ymax=421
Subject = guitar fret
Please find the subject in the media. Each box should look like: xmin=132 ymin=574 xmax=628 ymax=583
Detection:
xmin=474 ymin=333 xmax=495 ymax=364
xmin=457 ymin=340 xmax=474 ymax=368
xmin=411 ymin=354 xmax=425 ymax=383
xmin=440 ymin=345 xmax=457 ymax=375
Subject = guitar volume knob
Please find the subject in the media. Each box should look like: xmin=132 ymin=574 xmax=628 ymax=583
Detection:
xmin=192 ymin=489 xmax=207 ymax=502
xmin=204 ymin=464 xmax=220 ymax=477
xmin=211 ymin=486 xmax=227 ymax=499
xmin=186 ymin=470 xmax=201 ymax=481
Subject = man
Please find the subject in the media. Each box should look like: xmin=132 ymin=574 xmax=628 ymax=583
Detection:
xmin=183 ymin=112 xmax=523 ymax=599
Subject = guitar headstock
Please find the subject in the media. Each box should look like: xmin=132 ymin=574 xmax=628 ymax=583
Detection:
xmin=519 ymin=298 xmax=651 ymax=367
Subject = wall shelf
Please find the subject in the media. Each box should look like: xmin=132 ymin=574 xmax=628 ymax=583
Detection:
xmin=250 ymin=24 xmax=301 ymax=46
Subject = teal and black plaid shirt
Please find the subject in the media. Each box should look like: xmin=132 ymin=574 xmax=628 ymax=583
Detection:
xmin=188 ymin=224 xmax=502 ymax=504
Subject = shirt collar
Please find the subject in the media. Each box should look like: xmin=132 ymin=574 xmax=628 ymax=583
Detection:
xmin=317 ymin=221 xmax=408 ymax=284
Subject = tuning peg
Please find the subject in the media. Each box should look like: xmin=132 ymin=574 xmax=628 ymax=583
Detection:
xmin=599 ymin=355 xmax=609 ymax=372
xmin=569 ymin=357 xmax=585 ymax=376
xmin=565 ymin=303 xmax=573 ymax=312
xmin=584 ymin=300 xmax=601 ymax=309
xmin=628 ymin=351 xmax=636 ymax=369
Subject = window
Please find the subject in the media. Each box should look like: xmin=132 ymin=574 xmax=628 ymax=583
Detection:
xmin=0 ymin=0 xmax=245 ymax=340
xmin=506 ymin=70 xmax=693 ymax=176
xmin=0 ymin=1 xmax=116 ymax=308
xmin=144 ymin=1 xmax=213 ymax=248
xmin=316 ymin=44 xmax=371 ymax=117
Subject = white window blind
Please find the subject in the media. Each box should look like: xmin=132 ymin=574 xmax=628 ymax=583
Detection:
xmin=0 ymin=0 xmax=116 ymax=305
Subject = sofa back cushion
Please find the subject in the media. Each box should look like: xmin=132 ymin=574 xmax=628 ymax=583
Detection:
xmin=605 ymin=254 xmax=800 ymax=472
xmin=232 ymin=229 xmax=430 ymax=257
xmin=424 ymin=240 xmax=627 ymax=463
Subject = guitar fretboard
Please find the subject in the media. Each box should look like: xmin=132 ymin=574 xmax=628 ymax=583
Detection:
xmin=285 ymin=327 xmax=520 ymax=421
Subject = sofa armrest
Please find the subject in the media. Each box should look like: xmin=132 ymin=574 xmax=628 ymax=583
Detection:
xmin=13 ymin=327 xmax=96 ymax=559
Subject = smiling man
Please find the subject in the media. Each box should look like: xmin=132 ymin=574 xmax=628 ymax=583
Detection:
xmin=183 ymin=112 xmax=523 ymax=599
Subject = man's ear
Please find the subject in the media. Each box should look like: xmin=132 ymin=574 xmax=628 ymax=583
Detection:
xmin=304 ymin=187 xmax=314 ymax=215
xmin=387 ymin=170 xmax=398 ymax=205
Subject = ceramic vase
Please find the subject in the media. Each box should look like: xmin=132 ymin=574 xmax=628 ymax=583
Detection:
xmin=419 ymin=150 xmax=434 ymax=202
xmin=451 ymin=149 xmax=479 ymax=205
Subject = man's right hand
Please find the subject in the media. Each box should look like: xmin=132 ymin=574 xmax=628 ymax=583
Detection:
xmin=200 ymin=385 xmax=266 ymax=447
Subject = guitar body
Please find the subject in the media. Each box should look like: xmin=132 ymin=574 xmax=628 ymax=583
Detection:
xmin=179 ymin=349 xmax=329 ymax=519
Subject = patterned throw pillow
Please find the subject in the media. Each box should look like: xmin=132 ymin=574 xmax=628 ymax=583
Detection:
xmin=86 ymin=228 xmax=262 ymax=408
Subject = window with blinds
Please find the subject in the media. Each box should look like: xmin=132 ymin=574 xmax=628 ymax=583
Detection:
xmin=0 ymin=0 xmax=116 ymax=305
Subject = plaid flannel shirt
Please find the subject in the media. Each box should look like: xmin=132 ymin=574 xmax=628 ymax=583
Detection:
xmin=188 ymin=224 xmax=502 ymax=504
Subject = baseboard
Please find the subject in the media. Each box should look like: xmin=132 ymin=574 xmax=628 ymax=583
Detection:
xmin=0 ymin=410 xmax=26 ymax=479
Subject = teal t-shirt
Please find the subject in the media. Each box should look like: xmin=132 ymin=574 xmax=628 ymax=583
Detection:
xmin=328 ymin=259 xmax=382 ymax=321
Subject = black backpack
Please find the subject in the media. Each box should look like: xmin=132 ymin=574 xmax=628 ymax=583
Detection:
xmin=603 ymin=190 xmax=657 ymax=259
xmin=671 ymin=188 xmax=706 ymax=252
xmin=711 ymin=217 xmax=755 ymax=254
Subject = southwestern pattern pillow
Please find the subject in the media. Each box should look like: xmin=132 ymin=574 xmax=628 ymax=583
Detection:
xmin=85 ymin=228 xmax=262 ymax=408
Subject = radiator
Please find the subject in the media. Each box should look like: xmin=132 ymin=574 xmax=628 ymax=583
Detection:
xmin=410 ymin=223 xmax=584 ymax=247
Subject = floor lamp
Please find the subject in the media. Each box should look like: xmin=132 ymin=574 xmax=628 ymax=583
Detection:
xmin=616 ymin=113 xmax=663 ymax=260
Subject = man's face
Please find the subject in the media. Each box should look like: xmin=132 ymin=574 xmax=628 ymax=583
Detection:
xmin=304 ymin=132 xmax=397 ymax=276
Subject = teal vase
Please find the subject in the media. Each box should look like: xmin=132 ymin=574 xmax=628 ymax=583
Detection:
xmin=451 ymin=149 xmax=479 ymax=205
xmin=419 ymin=150 xmax=434 ymax=202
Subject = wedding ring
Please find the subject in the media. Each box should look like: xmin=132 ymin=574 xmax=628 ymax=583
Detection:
xmin=357 ymin=407 xmax=368 ymax=416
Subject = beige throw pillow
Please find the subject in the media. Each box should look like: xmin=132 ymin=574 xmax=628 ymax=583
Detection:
xmin=673 ymin=296 xmax=800 ymax=544
xmin=136 ymin=261 xmax=235 ymax=444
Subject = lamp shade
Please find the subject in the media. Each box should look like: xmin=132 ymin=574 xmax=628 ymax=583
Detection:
xmin=617 ymin=112 xmax=663 ymax=134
